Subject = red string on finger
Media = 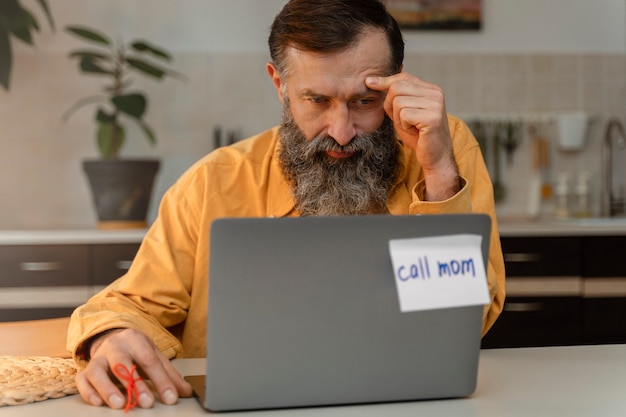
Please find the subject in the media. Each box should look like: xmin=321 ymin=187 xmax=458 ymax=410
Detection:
xmin=113 ymin=363 xmax=143 ymax=412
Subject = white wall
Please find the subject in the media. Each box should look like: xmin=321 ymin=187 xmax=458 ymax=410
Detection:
xmin=4 ymin=0 xmax=626 ymax=228
xmin=405 ymin=0 xmax=626 ymax=54
xmin=22 ymin=0 xmax=626 ymax=54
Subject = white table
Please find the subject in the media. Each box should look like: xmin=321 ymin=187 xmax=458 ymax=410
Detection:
xmin=3 ymin=344 xmax=626 ymax=416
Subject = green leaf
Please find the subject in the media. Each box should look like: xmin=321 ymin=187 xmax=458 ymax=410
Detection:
xmin=10 ymin=24 xmax=33 ymax=45
xmin=96 ymin=108 xmax=115 ymax=123
xmin=69 ymin=49 xmax=110 ymax=61
xmin=126 ymin=57 xmax=188 ymax=82
xmin=126 ymin=57 xmax=166 ymax=79
xmin=97 ymin=121 xmax=125 ymax=159
xmin=0 ymin=0 xmax=19 ymax=15
xmin=131 ymin=40 xmax=171 ymax=61
xmin=97 ymin=121 xmax=114 ymax=158
xmin=34 ymin=0 xmax=55 ymax=31
xmin=4 ymin=4 xmax=35 ymax=45
xmin=79 ymin=56 xmax=113 ymax=75
xmin=111 ymin=93 xmax=146 ymax=119
xmin=0 ymin=0 xmax=54 ymax=43
xmin=0 ymin=24 xmax=11 ymax=90
xmin=0 ymin=1 xmax=27 ymax=28
xmin=22 ymin=9 xmax=39 ymax=32
xmin=66 ymin=26 xmax=111 ymax=47
xmin=139 ymin=121 xmax=157 ymax=146
xmin=0 ymin=0 xmax=55 ymax=90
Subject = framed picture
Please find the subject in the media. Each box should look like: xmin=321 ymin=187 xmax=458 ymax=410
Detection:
xmin=382 ymin=0 xmax=482 ymax=30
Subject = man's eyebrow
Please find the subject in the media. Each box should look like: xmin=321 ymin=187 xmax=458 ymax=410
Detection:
xmin=297 ymin=88 xmax=383 ymax=99
xmin=298 ymin=89 xmax=325 ymax=97
xmin=358 ymin=88 xmax=384 ymax=97
xmin=350 ymin=88 xmax=385 ymax=100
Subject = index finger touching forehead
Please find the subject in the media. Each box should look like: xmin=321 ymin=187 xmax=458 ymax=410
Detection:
xmin=365 ymin=75 xmax=392 ymax=91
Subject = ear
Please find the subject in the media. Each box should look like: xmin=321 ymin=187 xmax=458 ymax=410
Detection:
xmin=266 ymin=62 xmax=285 ymax=103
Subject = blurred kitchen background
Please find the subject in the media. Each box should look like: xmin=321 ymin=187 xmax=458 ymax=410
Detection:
xmin=1 ymin=0 xmax=625 ymax=229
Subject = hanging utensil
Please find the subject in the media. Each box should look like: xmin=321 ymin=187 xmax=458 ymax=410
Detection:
xmin=469 ymin=119 xmax=489 ymax=168
xmin=527 ymin=123 xmax=543 ymax=218
xmin=501 ymin=120 xmax=522 ymax=166
xmin=528 ymin=121 xmax=553 ymax=201
xmin=491 ymin=120 xmax=507 ymax=203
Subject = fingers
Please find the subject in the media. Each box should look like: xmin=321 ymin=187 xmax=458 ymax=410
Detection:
xmin=76 ymin=328 xmax=190 ymax=409
xmin=76 ymin=356 xmax=128 ymax=409
xmin=366 ymin=73 xmax=457 ymax=190
xmin=157 ymin=349 xmax=194 ymax=399
xmin=365 ymin=74 xmax=394 ymax=90
xmin=366 ymin=73 xmax=449 ymax=157
xmin=131 ymin=347 xmax=184 ymax=405
xmin=366 ymin=74 xmax=446 ymax=132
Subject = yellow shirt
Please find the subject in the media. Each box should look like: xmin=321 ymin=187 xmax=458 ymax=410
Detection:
xmin=68 ymin=116 xmax=505 ymax=366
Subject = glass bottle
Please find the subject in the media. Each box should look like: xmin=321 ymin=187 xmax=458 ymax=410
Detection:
xmin=555 ymin=172 xmax=571 ymax=219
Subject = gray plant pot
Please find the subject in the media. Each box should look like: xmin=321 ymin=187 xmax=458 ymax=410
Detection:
xmin=83 ymin=159 xmax=160 ymax=229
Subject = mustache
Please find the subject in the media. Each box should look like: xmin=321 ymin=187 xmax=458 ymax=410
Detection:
xmin=303 ymin=135 xmax=368 ymax=158
xmin=298 ymin=118 xmax=395 ymax=160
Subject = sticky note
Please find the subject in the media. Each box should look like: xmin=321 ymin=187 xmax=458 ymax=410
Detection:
xmin=389 ymin=234 xmax=490 ymax=312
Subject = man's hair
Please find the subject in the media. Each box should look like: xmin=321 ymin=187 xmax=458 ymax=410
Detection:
xmin=269 ymin=0 xmax=404 ymax=76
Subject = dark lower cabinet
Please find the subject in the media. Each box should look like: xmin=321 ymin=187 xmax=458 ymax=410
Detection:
xmin=91 ymin=243 xmax=140 ymax=286
xmin=482 ymin=235 xmax=626 ymax=349
xmin=0 ymin=245 xmax=90 ymax=288
xmin=482 ymin=297 xmax=583 ymax=348
xmin=581 ymin=236 xmax=626 ymax=344
xmin=0 ymin=243 xmax=140 ymax=321
xmin=0 ymin=307 xmax=76 ymax=321
xmin=583 ymin=297 xmax=626 ymax=344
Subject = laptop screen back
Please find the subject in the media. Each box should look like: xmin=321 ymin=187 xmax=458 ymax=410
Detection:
xmin=198 ymin=214 xmax=491 ymax=411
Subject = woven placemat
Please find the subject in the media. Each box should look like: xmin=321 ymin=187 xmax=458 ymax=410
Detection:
xmin=0 ymin=356 xmax=80 ymax=406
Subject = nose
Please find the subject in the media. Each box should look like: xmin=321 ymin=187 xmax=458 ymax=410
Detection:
xmin=326 ymin=104 xmax=357 ymax=147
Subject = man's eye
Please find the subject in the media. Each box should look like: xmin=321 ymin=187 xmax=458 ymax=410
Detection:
xmin=355 ymin=98 xmax=379 ymax=107
xmin=310 ymin=97 xmax=327 ymax=104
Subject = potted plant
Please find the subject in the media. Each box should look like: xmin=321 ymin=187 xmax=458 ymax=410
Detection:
xmin=62 ymin=25 xmax=185 ymax=229
xmin=0 ymin=0 xmax=55 ymax=90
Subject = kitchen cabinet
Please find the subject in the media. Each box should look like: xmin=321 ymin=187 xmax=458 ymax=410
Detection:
xmin=91 ymin=243 xmax=141 ymax=287
xmin=0 ymin=232 xmax=143 ymax=322
xmin=481 ymin=237 xmax=584 ymax=348
xmin=0 ymin=245 xmax=90 ymax=287
xmin=482 ymin=234 xmax=626 ymax=348
xmin=582 ymin=236 xmax=626 ymax=344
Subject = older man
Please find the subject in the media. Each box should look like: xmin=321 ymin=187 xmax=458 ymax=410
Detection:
xmin=68 ymin=0 xmax=505 ymax=409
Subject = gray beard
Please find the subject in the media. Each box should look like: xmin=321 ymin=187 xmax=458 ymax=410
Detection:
xmin=278 ymin=107 xmax=401 ymax=216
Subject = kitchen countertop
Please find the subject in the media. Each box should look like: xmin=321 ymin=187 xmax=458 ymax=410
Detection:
xmin=0 ymin=216 xmax=625 ymax=245
xmin=498 ymin=217 xmax=626 ymax=236
xmin=0 ymin=229 xmax=147 ymax=245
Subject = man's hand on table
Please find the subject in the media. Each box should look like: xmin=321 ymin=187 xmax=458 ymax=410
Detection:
xmin=75 ymin=328 xmax=193 ymax=409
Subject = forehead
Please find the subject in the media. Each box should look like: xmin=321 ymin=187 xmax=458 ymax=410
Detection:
xmin=284 ymin=29 xmax=391 ymax=96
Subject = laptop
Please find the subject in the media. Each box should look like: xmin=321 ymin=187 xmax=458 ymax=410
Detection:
xmin=187 ymin=213 xmax=491 ymax=412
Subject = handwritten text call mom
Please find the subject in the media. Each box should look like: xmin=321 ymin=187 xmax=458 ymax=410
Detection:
xmin=396 ymin=255 xmax=477 ymax=282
